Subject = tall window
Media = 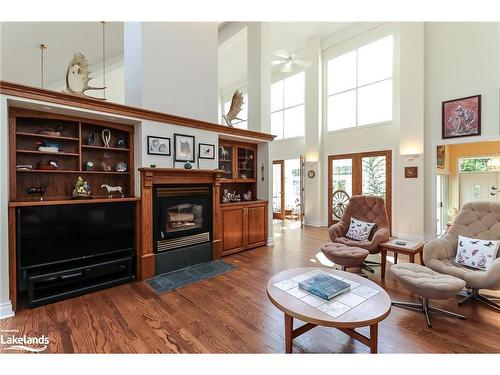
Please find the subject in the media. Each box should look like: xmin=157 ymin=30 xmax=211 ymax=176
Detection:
xmin=271 ymin=71 xmax=305 ymax=140
xmin=326 ymin=35 xmax=393 ymax=132
xmin=222 ymin=91 xmax=248 ymax=129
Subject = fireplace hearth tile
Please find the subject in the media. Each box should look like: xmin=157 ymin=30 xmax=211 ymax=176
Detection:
xmin=146 ymin=260 xmax=236 ymax=294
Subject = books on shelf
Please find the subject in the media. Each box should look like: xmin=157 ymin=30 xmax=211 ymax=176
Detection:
xmin=298 ymin=274 xmax=351 ymax=300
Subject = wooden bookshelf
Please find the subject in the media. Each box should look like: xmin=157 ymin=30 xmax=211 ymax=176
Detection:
xmin=9 ymin=107 xmax=135 ymax=203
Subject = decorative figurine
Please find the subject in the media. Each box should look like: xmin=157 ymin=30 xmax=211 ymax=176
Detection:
xmin=150 ymin=164 xmax=157 ymax=168
xmin=64 ymin=52 xmax=106 ymax=99
xmin=72 ymin=176 xmax=92 ymax=199
xmin=102 ymin=129 xmax=111 ymax=148
xmin=222 ymin=189 xmax=241 ymax=203
xmin=27 ymin=186 xmax=46 ymax=201
xmin=100 ymin=153 xmax=112 ymax=171
xmin=37 ymin=126 xmax=64 ymax=137
xmin=116 ymin=136 xmax=127 ymax=149
xmin=243 ymin=190 xmax=252 ymax=201
xmin=86 ymin=131 xmax=96 ymax=146
xmin=37 ymin=140 xmax=61 ymax=153
xmin=222 ymin=90 xmax=244 ymax=127
xmin=101 ymin=184 xmax=124 ymax=198
xmin=84 ymin=160 xmax=95 ymax=171
xmin=184 ymin=161 xmax=193 ymax=169
xmin=115 ymin=162 xmax=128 ymax=172
xmin=37 ymin=160 xmax=59 ymax=170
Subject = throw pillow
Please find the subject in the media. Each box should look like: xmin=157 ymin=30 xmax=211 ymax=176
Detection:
xmin=455 ymin=235 xmax=500 ymax=270
xmin=345 ymin=218 xmax=375 ymax=242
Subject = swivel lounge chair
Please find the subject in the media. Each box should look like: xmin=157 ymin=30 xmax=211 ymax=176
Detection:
xmin=322 ymin=195 xmax=390 ymax=273
xmin=424 ymin=201 xmax=500 ymax=311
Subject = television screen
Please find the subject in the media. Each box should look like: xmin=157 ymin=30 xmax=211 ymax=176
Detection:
xmin=18 ymin=202 xmax=135 ymax=268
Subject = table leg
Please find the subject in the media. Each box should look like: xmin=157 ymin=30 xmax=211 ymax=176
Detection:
xmin=285 ymin=313 xmax=293 ymax=353
xmin=394 ymin=252 xmax=398 ymax=264
xmin=370 ymin=324 xmax=378 ymax=354
xmin=409 ymin=253 xmax=415 ymax=263
xmin=420 ymin=250 xmax=424 ymax=265
xmin=381 ymin=250 xmax=387 ymax=280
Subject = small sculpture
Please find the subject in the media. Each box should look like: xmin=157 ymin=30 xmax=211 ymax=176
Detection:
xmin=37 ymin=126 xmax=64 ymax=137
xmin=115 ymin=162 xmax=128 ymax=172
xmin=223 ymin=90 xmax=244 ymax=127
xmin=84 ymin=161 xmax=94 ymax=171
xmin=100 ymin=153 xmax=112 ymax=171
xmin=102 ymin=129 xmax=111 ymax=148
xmin=222 ymin=189 xmax=241 ymax=203
xmin=65 ymin=52 xmax=106 ymax=99
xmin=38 ymin=140 xmax=61 ymax=153
xmin=101 ymin=184 xmax=124 ymax=198
xmin=219 ymin=146 xmax=229 ymax=160
xmin=72 ymin=176 xmax=92 ymax=199
xmin=27 ymin=186 xmax=46 ymax=201
xmin=37 ymin=160 xmax=58 ymax=170
xmin=243 ymin=190 xmax=252 ymax=201
xmin=116 ymin=136 xmax=127 ymax=149
xmin=184 ymin=161 xmax=192 ymax=169
xmin=86 ymin=131 xmax=96 ymax=146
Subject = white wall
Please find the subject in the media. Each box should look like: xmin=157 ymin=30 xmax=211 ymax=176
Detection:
xmin=424 ymin=22 xmax=500 ymax=239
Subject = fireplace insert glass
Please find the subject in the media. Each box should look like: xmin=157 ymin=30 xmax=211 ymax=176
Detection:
xmin=153 ymin=184 xmax=212 ymax=252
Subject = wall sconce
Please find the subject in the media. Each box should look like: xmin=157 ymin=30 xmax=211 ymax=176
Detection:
xmin=405 ymin=154 xmax=420 ymax=161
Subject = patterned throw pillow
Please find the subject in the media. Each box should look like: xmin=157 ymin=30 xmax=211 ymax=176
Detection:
xmin=455 ymin=235 xmax=500 ymax=270
xmin=345 ymin=218 xmax=375 ymax=242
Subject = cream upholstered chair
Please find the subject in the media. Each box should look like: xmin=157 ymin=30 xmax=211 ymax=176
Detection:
xmin=424 ymin=201 xmax=500 ymax=311
xmin=324 ymin=195 xmax=390 ymax=272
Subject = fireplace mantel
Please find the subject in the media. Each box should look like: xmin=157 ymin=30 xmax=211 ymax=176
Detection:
xmin=138 ymin=168 xmax=224 ymax=279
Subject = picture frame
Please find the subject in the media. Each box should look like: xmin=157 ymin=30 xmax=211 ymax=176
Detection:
xmin=147 ymin=136 xmax=171 ymax=156
xmin=174 ymin=133 xmax=195 ymax=162
xmin=198 ymin=143 xmax=215 ymax=159
xmin=405 ymin=166 xmax=418 ymax=179
xmin=442 ymin=95 xmax=481 ymax=139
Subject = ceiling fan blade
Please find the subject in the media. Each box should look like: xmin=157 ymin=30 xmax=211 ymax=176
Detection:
xmin=294 ymin=59 xmax=313 ymax=69
xmin=273 ymin=49 xmax=291 ymax=59
xmin=271 ymin=59 xmax=287 ymax=66
xmin=280 ymin=61 xmax=294 ymax=73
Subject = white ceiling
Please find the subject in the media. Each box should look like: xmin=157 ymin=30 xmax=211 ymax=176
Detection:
xmin=0 ymin=22 xmax=124 ymax=87
xmin=218 ymin=22 xmax=353 ymax=90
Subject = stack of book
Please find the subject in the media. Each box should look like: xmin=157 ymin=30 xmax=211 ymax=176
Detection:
xmin=298 ymin=274 xmax=351 ymax=300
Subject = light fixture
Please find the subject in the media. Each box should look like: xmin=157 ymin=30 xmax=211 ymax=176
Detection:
xmin=406 ymin=154 xmax=419 ymax=161
xmin=487 ymin=157 xmax=500 ymax=171
xmin=39 ymin=43 xmax=47 ymax=88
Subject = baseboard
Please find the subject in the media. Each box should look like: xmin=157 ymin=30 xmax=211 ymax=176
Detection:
xmin=266 ymin=236 xmax=275 ymax=246
xmin=0 ymin=301 xmax=14 ymax=320
xmin=304 ymin=221 xmax=327 ymax=227
xmin=395 ymin=233 xmax=425 ymax=241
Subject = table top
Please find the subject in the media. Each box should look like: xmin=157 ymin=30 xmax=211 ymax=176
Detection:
xmin=266 ymin=267 xmax=391 ymax=329
xmin=380 ymin=238 xmax=425 ymax=252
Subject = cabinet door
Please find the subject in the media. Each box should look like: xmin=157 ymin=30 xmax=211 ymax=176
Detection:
xmin=246 ymin=204 xmax=267 ymax=248
xmin=221 ymin=206 xmax=246 ymax=255
xmin=237 ymin=146 xmax=256 ymax=181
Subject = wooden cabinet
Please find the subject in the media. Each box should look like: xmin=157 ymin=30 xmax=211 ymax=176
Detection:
xmin=218 ymin=141 xmax=257 ymax=183
xmin=221 ymin=201 xmax=268 ymax=256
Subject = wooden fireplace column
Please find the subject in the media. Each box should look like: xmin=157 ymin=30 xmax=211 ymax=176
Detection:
xmin=138 ymin=168 xmax=223 ymax=280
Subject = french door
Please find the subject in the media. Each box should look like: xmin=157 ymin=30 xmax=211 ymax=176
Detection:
xmin=328 ymin=150 xmax=392 ymax=227
xmin=273 ymin=160 xmax=285 ymax=220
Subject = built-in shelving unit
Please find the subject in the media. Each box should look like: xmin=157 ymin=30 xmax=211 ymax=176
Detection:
xmin=9 ymin=107 xmax=135 ymax=203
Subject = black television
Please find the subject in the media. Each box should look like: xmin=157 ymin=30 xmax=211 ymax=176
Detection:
xmin=17 ymin=202 xmax=135 ymax=269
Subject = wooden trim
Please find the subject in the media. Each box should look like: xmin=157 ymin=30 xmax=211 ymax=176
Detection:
xmin=1 ymin=81 xmax=276 ymax=142
xmin=272 ymin=160 xmax=285 ymax=220
xmin=8 ymin=197 xmax=140 ymax=208
xmin=327 ymin=150 xmax=392 ymax=229
xmin=8 ymin=207 xmax=17 ymax=311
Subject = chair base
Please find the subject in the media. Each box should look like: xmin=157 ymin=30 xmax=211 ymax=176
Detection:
xmin=458 ymin=289 xmax=500 ymax=311
xmin=392 ymin=297 xmax=465 ymax=328
xmin=340 ymin=265 xmax=368 ymax=278
xmin=362 ymin=260 xmax=380 ymax=273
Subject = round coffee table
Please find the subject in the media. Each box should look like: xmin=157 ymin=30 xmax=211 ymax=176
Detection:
xmin=267 ymin=267 xmax=391 ymax=353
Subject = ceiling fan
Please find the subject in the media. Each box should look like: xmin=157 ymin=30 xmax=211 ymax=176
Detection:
xmin=271 ymin=48 xmax=312 ymax=73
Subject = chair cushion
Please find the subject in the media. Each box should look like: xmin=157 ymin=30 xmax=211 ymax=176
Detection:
xmin=346 ymin=218 xmax=375 ymax=241
xmin=455 ymin=235 xmax=499 ymax=270
xmin=425 ymin=257 xmax=489 ymax=289
xmin=391 ymin=263 xmax=466 ymax=300
xmin=320 ymin=242 xmax=369 ymax=268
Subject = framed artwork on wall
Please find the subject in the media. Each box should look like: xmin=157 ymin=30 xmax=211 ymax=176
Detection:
xmin=174 ymin=133 xmax=195 ymax=162
xmin=437 ymin=145 xmax=446 ymax=169
xmin=442 ymin=95 xmax=481 ymax=139
xmin=405 ymin=166 xmax=418 ymax=178
xmin=198 ymin=143 xmax=215 ymax=159
xmin=147 ymin=136 xmax=171 ymax=156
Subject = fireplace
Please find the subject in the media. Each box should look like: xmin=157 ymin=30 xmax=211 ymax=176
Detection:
xmin=153 ymin=184 xmax=212 ymax=252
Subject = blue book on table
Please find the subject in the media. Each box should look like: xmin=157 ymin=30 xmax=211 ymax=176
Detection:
xmin=298 ymin=274 xmax=351 ymax=300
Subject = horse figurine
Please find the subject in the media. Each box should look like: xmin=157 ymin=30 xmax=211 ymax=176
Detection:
xmin=101 ymin=184 xmax=124 ymax=198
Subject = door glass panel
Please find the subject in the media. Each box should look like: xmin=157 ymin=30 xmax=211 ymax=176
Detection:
xmin=284 ymin=159 xmax=301 ymax=219
xmin=273 ymin=163 xmax=282 ymax=214
xmin=331 ymin=159 xmax=353 ymax=197
xmin=218 ymin=145 xmax=233 ymax=179
xmin=362 ymin=156 xmax=386 ymax=199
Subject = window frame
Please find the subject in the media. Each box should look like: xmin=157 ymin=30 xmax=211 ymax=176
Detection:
xmin=323 ymin=32 xmax=396 ymax=134
xmin=271 ymin=70 xmax=306 ymax=141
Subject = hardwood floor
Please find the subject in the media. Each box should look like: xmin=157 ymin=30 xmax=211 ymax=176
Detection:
xmin=1 ymin=224 xmax=499 ymax=353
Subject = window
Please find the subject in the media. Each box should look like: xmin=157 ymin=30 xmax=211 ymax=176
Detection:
xmin=271 ymin=71 xmax=305 ymax=140
xmin=327 ymin=35 xmax=393 ymax=132
xmin=222 ymin=91 xmax=248 ymax=129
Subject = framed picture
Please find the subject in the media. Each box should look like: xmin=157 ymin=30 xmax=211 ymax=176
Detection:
xmin=442 ymin=95 xmax=481 ymax=139
xmin=174 ymin=133 xmax=195 ymax=162
xmin=198 ymin=143 xmax=215 ymax=159
xmin=437 ymin=145 xmax=446 ymax=169
xmin=405 ymin=166 xmax=418 ymax=178
xmin=147 ymin=136 xmax=170 ymax=156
